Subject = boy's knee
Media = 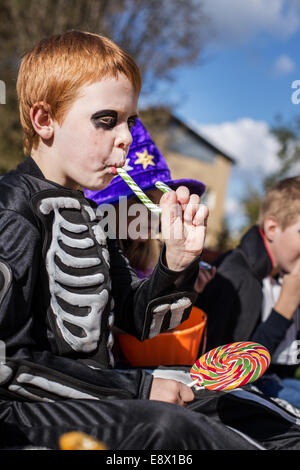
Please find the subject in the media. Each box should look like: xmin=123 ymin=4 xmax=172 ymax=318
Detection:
xmin=120 ymin=400 xmax=201 ymax=449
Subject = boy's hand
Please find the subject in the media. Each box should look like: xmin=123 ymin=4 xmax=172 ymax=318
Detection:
xmin=274 ymin=259 xmax=300 ymax=320
xmin=194 ymin=264 xmax=216 ymax=293
xmin=160 ymin=187 xmax=209 ymax=272
xmin=149 ymin=378 xmax=194 ymax=406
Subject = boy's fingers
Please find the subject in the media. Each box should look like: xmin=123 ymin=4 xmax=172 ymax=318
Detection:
xmin=160 ymin=191 xmax=183 ymax=232
xmin=184 ymin=194 xmax=201 ymax=224
xmin=160 ymin=189 xmax=178 ymax=211
xmin=160 ymin=190 xmax=177 ymax=218
xmin=193 ymin=204 xmax=209 ymax=226
xmin=198 ymin=269 xmax=211 ymax=281
xmin=175 ymin=186 xmax=190 ymax=206
xmin=194 ymin=271 xmax=208 ymax=292
xmin=178 ymin=383 xmax=194 ymax=405
xmin=194 ymin=266 xmax=216 ymax=292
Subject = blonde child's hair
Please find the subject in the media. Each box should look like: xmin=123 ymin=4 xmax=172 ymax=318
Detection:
xmin=114 ymin=190 xmax=162 ymax=275
xmin=17 ymin=30 xmax=141 ymax=155
xmin=119 ymin=238 xmax=161 ymax=275
xmin=258 ymin=176 xmax=300 ymax=230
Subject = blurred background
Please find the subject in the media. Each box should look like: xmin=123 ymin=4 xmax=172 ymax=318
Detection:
xmin=0 ymin=0 xmax=299 ymax=256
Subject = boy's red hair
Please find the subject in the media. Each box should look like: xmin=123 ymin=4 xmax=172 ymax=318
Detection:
xmin=17 ymin=30 xmax=142 ymax=154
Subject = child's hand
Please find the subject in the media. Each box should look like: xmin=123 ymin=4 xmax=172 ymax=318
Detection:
xmin=274 ymin=259 xmax=300 ymax=319
xmin=160 ymin=187 xmax=209 ymax=271
xmin=149 ymin=378 xmax=194 ymax=406
xmin=194 ymin=263 xmax=216 ymax=293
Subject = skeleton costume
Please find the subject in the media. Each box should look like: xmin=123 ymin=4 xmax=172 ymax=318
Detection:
xmin=0 ymin=156 xmax=199 ymax=387
xmin=2 ymin=158 xmax=300 ymax=450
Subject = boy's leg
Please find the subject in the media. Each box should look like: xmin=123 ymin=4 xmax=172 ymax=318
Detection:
xmin=0 ymin=398 xmax=258 ymax=450
xmin=188 ymin=387 xmax=300 ymax=450
xmin=278 ymin=378 xmax=300 ymax=408
xmin=256 ymin=374 xmax=300 ymax=408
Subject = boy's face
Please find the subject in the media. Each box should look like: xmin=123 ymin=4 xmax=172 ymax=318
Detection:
xmin=267 ymin=215 xmax=300 ymax=274
xmin=50 ymin=73 xmax=139 ymax=190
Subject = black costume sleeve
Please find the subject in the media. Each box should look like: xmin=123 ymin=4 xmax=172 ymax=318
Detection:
xmin=0 ymin=209 xmax=41 ymax=352
xmin=196 ymin=269 xmax=243 ymax=350
xmin=0 ymin=354 xmax=154 ymax=402
xmin=250 ymin=308 xmax=293 ymax=355
xmin=108 ymin=238 xmax=200 ymax=339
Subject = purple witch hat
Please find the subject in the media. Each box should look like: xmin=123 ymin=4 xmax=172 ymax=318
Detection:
xmin=84 ymin=117 xmax=206 ymax=205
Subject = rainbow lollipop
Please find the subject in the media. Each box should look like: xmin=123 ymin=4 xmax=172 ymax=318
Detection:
xmin=189 ymin=341 xmax=271 ymax=391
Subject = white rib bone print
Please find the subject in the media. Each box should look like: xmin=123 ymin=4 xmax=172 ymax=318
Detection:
xmin=39 ymin=197 xmax=109 ymax=353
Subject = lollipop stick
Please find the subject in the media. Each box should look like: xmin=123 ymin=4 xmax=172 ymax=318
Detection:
xmin=186 ymin=380 xmax=205 ymax=389
xmin=187 ymin=380 xmax=197 ymax=388
xmin=116 ymin=167 xmax=162 ymax=214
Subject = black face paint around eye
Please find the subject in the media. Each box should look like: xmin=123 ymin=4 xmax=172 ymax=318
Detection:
xmin=91 ymin=110 xmax=118 ymax=129
xmin=128 ymin=115 xmax=138 ymax=131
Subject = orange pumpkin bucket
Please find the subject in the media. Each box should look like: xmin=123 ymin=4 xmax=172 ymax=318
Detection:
xmin=117 ymin=307 xmax=207 ymax=367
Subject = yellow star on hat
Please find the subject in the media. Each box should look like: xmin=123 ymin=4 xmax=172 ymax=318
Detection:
xmin=134 ymin=149 xmax=156 ymax=169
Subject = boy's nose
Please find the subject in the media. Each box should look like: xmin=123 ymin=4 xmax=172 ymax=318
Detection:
xmin=115 ymin=123 xmax=133 ymax=154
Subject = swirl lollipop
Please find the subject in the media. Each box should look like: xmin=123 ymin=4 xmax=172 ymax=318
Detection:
xmin=189 ymin=341 xmax=271 ymax=391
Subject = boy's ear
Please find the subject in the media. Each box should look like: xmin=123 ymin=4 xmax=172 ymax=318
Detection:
xmin=263 ymin=216 xmax=280 ymax=242
xmin=30 ymin=101 xmax=54 ymax=141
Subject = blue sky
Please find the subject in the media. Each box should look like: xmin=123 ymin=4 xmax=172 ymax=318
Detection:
xmin=175 ymin=42 xmax=300 ymax=126
xmin=145 ymin=0 xmax=300 ymax=234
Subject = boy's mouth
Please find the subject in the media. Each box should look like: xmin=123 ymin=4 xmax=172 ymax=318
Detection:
xmin=114 ymin=161 xmax=125 ymax=168
xmin=110 ymin=162 xmax=125 ymax=175
xmin=111 ymin=153 xmax=127 ymax=172
xmin=103 ymin=161 xmax=125 ymax=173
xmin=105 ymin=151 xmax=127 ymax=174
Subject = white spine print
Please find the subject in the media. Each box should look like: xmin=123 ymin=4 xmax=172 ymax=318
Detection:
xmin=40 ymin=197 xmax=109 ymax=353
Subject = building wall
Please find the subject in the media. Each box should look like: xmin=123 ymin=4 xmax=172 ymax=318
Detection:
xmin=163 ymin=150 xmax=232 ymax=248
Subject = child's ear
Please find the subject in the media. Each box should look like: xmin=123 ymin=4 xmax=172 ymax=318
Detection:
xmin=263 ymin=216 xmax=280 ymax=242
xmin=30 ymin=101 xmax=54 ymax=141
